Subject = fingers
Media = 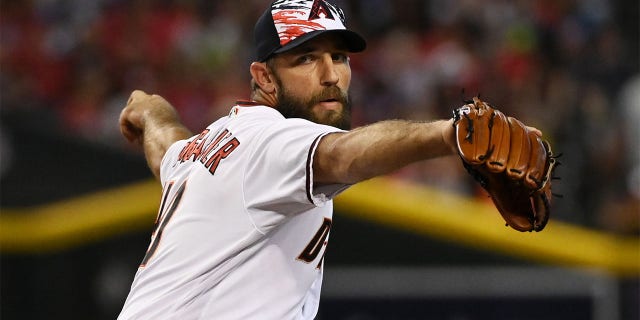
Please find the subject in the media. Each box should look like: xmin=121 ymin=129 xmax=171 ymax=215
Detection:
xmin=527 ymin=126 xmax=543 ymax=137
xmin=119 ymin=107 xmax=142 ymax=144
xmin=120 ymin=90 xmax=151 ymax=144
xmin=454 ymin=105 xmax=491 ymax=165
xmin=525 ymin=133 xmax=547 ymax=189
xmin=505 ymin=117 xmax=530 ymax=180
xmin=120 ymin=119 xmax=143 ymax=143
xmin=485 ymin=110 xmax=510 ymax=173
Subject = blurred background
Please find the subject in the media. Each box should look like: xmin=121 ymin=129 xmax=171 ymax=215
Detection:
xmin=1 ymin=0 xmax=638 ymax=319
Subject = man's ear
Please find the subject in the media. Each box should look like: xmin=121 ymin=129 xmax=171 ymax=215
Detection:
xmin=250 ymin=62 xmax=277 ymax=94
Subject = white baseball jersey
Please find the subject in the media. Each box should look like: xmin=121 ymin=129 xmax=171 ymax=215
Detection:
xmin=118 ymin=101 xmax=350 ymax=320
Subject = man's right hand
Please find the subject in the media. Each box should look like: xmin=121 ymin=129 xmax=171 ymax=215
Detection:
xmin=119 ymin=90 xmax=181 ymax=145
xmin=119 ymin=90 xmax=192 ymax=179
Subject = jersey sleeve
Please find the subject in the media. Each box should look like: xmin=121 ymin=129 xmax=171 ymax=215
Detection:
xmin=243 ymin=118 xmax=349 ymax=215
xmin=159 ymin=139 xmax=188 ymax=185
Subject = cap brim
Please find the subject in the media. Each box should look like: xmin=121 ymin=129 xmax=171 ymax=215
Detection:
xmin=273 ymin=29 xmax=366 ymax=55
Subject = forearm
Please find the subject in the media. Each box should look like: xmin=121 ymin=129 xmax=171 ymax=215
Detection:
xmin=314 ymin=119 xmax=456 ymax=184
xmin=143 ymin=121 xmax=192 ymax=179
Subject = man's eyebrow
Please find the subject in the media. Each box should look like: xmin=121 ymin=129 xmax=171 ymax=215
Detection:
xmin=289 ymin=42 xmax=348 ymax=55
xmin=290 ymin=45 xmax=317 ymax=55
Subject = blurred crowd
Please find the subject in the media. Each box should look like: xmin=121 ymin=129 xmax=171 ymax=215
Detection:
xmin=1 ymin=0 xmax=638 ymax=233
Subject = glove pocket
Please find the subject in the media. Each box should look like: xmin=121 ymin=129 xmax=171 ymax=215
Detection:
xmin=485 ymin=174 xmax=537 ymax=232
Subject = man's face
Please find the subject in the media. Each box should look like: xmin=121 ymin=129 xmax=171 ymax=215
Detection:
xmin=268 ymin=34 xmax=353 ymax=130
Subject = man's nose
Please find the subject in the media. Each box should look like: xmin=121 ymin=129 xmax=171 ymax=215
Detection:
xmin=319 ymin=54 xmax=339 ymax=86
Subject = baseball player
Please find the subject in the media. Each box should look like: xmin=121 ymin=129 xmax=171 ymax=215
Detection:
xmin=118 ymin=1 xmax=555 ymax=319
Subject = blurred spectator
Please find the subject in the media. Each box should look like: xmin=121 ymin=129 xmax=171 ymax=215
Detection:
xmin=597 ymin=74 xmax=640 ymax=234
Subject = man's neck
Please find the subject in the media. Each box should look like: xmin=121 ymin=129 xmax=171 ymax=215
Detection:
xmin=251 ymin=90 xmax=277 ymax=108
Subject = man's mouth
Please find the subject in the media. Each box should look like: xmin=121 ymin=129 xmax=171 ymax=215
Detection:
xmin=318 ymin=99 xmax=341 ymax=109
xmin=312 ymin=87 xmax=347 ymax=111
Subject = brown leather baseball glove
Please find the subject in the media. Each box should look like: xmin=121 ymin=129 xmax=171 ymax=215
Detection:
xmin=453 ymin=97 xmax=559 ymax=232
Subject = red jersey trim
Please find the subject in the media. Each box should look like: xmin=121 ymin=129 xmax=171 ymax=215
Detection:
xmin=235 ymin=100 xmax=262 ymax=106
xmin=306 ymin=134 xmax=323 ymax=204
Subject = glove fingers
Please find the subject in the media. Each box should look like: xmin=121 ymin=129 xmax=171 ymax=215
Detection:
xmin=532 ymin=190 xmax=551 ymax=231
xmin=531 ymin=140 xmax=556 ymax=231
xmin=506 ymin=117 xmax=531 ymax=181
xmin=525 ymin=133 xmax=547 ymax=189
xmin=485 ymin=110 xmax=510 ymax=173
xmin=455 ymin=104 xmax=491 ymax=165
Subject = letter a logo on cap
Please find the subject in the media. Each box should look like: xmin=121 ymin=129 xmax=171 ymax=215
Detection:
xmin=272 ymin=0 xmax=347 ymax=46
xmin=309 ymin=0 xmax=334 ymax=20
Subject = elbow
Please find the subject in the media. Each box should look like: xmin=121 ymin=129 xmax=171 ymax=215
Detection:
xmin=315 ymin=136 xmax=368 ymax=185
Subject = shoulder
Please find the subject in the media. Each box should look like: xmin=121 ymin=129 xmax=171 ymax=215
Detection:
xmin=229 ymin=103 xmax=341 ymax=135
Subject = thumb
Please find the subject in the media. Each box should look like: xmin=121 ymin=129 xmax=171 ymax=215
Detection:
xmin=127 ymin=89 xmax=149 ymax=106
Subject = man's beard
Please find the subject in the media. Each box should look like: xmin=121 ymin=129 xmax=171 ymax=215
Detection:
xmin=275 ymin=84 xmax=352 ymax=130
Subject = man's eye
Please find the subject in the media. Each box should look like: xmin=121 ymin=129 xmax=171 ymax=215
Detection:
xmin=332 ymin=53 xmax=348 ymax=62
xmin=298 ymin=55 xmax=314 ymax=64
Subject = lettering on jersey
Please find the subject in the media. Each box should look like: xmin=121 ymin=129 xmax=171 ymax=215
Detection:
xmin=178 ymin=129 xmax=211 ymax=162
xmin=177 ymin=128 xmax=240 ymax=175
xmin=204 ymin=138 xmax=240 ymax=175
xmin=297 ymin=217 xmax=332 ymax=269
xmin=197 ymin=129 xmax=230 ymax=164
xmin=140 ymin=180 xmax=187 ymax=267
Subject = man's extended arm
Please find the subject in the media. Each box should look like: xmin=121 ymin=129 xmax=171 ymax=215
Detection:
xmin=119 ymin=90 xmax=192 ymax=179
xmin=313 ymin=119 xmax=457 ymax=184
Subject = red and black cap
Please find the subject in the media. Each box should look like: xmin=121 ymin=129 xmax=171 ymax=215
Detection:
xmin=254 ymin=0 xmax=367 ymax=62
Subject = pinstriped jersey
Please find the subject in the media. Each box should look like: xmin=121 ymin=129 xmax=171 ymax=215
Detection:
xmin=118 ymin=102 xmax=349 ymax=320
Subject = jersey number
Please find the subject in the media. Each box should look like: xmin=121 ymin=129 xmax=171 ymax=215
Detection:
xmin=297 ymin=217 xmax=332 ymax=268
xmin=140 ymin=180 xmax=187 ymax=267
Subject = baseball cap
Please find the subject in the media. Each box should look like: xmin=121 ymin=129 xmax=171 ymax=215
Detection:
xmin=254 ymin=0 xmax=366 ymax=62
